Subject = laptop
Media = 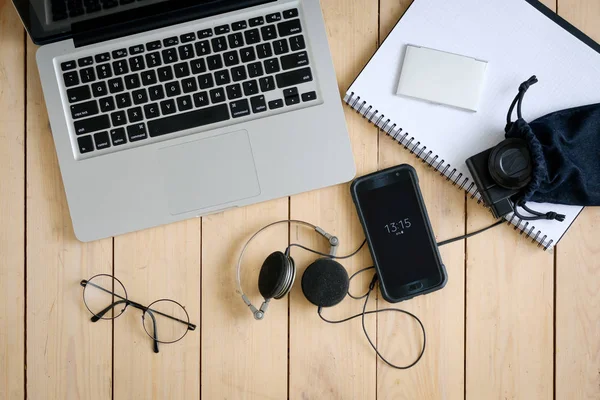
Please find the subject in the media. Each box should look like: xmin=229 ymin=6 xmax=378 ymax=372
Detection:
xmin=13 ymin=0 xmax=355 ymax=241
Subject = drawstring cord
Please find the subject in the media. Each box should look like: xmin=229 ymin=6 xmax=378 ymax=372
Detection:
xmin=506 ymin=75 xmax=538 ymax=131
xmin=513 ymin=199 xmax=566 ymax=222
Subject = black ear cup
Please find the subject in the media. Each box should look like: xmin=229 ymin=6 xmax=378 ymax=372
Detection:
xmin=488 ymin=138 xmax=532 ymax=190
xmin=258 ymin=251 xmax=296 ymax=300
xmin=301 ymin=258 xmax=349 ymax=308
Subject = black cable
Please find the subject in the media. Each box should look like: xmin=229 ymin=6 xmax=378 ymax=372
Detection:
xmin=285 ymin=239 xmax=367 ymax=260
xmin=347 ymin=266 xmax=375 ymax=299
xmin=436 ymin=220 xmax=504 ymax=247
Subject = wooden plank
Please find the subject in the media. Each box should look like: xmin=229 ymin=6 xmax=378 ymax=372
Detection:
xmin=288 ymin=1 xmax=379 ymax=398
xmin=0 ymin=1 xmax=25 ymax=399
xmin=26 ymin=40 xmax=113 ymax=399
xmin=375 ymin=1 xmax=466 ymax=398
xmin=201 ymin=200 xmax=289 ymax=400
xmin=113 ymin=221 xmax=201 ymax=399
xmin=555 ymin=2 xmax=600 ymax=398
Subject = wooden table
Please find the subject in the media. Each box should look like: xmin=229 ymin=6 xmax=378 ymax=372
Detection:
xmin=1 ymin=0 xmax=599 ymax=399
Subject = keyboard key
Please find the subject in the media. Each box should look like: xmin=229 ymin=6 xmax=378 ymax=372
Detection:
xmin=223 ymin=51 xmax=240 ymax=67
xmin=129 ymin=56 xmax=145 ymax=72
xmin=174 ymin=62 xmax=190 ymax=78
xmin=198 ymin=73 xmax=214 ymax=89
xmin=95 ymin=53 xmax=110 ymax=63
xmin=302 ymin=91 xmax=317 ymax=102
xmin=190 ymin=58 xmax=207 ymax=74
xmin=127 ymin=123 xmax=148 ymax=142
xmin=78 ymin=56 xmax=93 ymax=67
xmin=276 ymin=67 xmax=312 ymax=88
xmin=132 ymin=89 xmax=148 ymax=105
xmin=70 ymin=99 xmax=99 ymax=119
xmin=112 ymin=48 xmax=127 ymax=59
xmin=232 ymin=21 xmax=247 ymax=31
xmin=256 ymin=43 xmax=273 ymax=59
xmin=96 ymin=63 xmax=112 ymax=79
xmin=251 ymin=95 xmax=267 ymax=113
xmin=283 ymin=8 xmax=299 ymax=19
xmin=129 ymin=45 xmax=145 ymax=54
xmin=63 ymin=71 xmax=79 ymax=87
xmin=77 ymin=135 xmax=94 ymax=153
xmin=110 ymin=128 xmax=127 ymax=146
xmin=162 ymin=48 xmax=178 ymax=63
xmin=264 ymin=58 xmax=280 ymax=74
xmin=207 ymin=55 xmax=223 ymax=71
xmin=226 ymin=84 xmax=242 ymax=100
xmin=281 ymin=51 xmax=309 ymax=70
xmin=283 ymin=87 xmax=299 ymax=97
xmin=266 ymin=12 xmax=282 ymax=23
xmin=176 ymin=95 xmax=193 ymax=111
xmin=259 ymin=76 xmax=275 ymax=92
xmin=99 ymin=96 xmax=115 ymax=112
xmin=178 ymin=44 xmax=195 ymax=60
xmin=247 ymin=62 xmax=264 ymax=78
xmin=111 ymin=111 xmax=127 ymax=126
xmin=127 ymin=106 xmax=144 ymax=122
xmin=116 ymin=92 xmax=132 ymax=108
xmin=80 ymin=67 xmax=96 ymax=83
xmin=289 ymin=35 xmax=306 ymax=51
xmin=124 ymin=74 xmax=141 ymax=90
xmin=285 ymin=94 xmax=300 ymax=106
xmin=160 ymin=99 xmax=177 ymax=115
xmin=244 ymin=29 xmax=261 ymax=45
xmin=209 ymin=87 xmax=226 ymax=103
xmin=228 ymin=33 xmax=244 ymax=49
xmin=261 ymin=25 xmax=277 ymax=41
xmin=143 ymin=103 xmax=160 ymax=119
xmin=214 ymin=24 xmax=230 ymax=35
xmin=231 ymin=66 xmax=247 ymax=82
xmin=163 ymin=36 xmax=179 ymax=47
xmin=94 ymin=131 xmax=111 ymax=150
xmin=230 ymin=99 xmax=250 ymax=118
xmin=61 ymin=61 xmax=76 ymax=71
xmin=197 ymin=28 xmax=213 ymax=38
xmin=165 ymin=81 xmax=181 ymax=97
xmin=180 ymin=32 xmax=196 ymax=43
xmin=211 ymin=37 xmax=228 ymax=52
xmin=91 ymin=81 xmax=107 ymax=97
xmin=243 ymin=80 xmax=259 ymax=96
xmin=158 ymin=66 xmax=174 ymax=82
xmin=268 ymin=99 xmax=284 ymax=109
xmin=214 ymin=70 xmax=231 ymax=86
xmin=249 ymin=16 xmax=264 ymax=27
xmin=67 ymin=85 xmax=91 ymax=103
xmin=112 ymin=60 xmax=129 ymax=75
xmin=145 ymin=52 xmax=162 ymax=68
xmin=74 ymin=114 xmax=110 ymax=135
xmin=148 ymin=104 xmax=230 ymax=137
xmin=273 ymin=39 xmax=289 ymax=55
xmin=146 ymin=40 xmax=162 ymax=51
xmin=181 ymin=77 xmax=198 ymax=93
xmin=193 ymin=91 xmax=209 ymax=108
xmin=108 ymin=78 xmax=124 ymax=93
xmin=277 ymin=19 xmax=302 ymax=37
xmin=195 ymin=40 xmax=211 ymax=56
xmin=141 ymin=70 xmax=157 ymax=86
xmin=240 ymin=47 xmax=256 ymax=63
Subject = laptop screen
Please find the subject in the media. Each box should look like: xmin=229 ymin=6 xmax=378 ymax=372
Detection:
xmin=13 ymin=0 xmax=262 ymax=45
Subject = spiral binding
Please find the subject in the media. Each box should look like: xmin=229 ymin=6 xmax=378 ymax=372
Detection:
xmin=344 ymin=92 xmax=554 ymax=250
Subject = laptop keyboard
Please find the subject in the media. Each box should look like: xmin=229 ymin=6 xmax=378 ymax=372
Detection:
xmin=59 ymin=8 xmax=318 ymax=156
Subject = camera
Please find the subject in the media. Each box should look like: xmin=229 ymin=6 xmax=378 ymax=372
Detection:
xmin=465 ymin=138 xmax=533 ymax=219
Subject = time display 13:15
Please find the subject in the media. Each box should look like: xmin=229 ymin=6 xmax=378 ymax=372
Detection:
xmin=384 ymin=218 xmax=412 ymax=235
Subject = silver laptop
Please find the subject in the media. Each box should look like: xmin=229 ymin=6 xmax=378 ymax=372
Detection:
xmin=14 ymin=0 xmax=355 ymax=241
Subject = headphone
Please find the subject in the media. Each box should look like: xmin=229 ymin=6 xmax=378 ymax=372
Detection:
xmin=236 ymin=220 xmax=426 ymax=370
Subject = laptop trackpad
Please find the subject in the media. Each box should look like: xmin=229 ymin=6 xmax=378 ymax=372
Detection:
xmin=158 ymin=130 xmax=261 ymax=215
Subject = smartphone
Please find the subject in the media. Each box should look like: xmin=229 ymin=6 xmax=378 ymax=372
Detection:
xmin=351 ymin=164 xmax=447 ymax=303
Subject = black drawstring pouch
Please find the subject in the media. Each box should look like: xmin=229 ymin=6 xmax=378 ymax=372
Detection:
xmin=504 ymin=76 xmax=600 ymax=221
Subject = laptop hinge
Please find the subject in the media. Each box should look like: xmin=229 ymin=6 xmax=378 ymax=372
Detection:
xmin=72 ymin=0 xmax=274 ymax=48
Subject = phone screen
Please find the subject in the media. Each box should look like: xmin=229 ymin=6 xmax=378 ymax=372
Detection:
xmin=354 ymin=170 xmax=443 ymax=299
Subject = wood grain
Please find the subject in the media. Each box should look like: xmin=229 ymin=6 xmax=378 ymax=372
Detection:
xmin=554 ymin=2 xmax=600 ymax=398
xmin=113 ymin=221 xmax=200 ymax=400
xmin=288 ymin=1 xmax=379 ymax=399
xmin=376 ymin=1 xmax=466 ymax=398
xmin=25 ymin=38 xmax=113 ymax=400
xmin=0 ymin=1 xmax=25 ymax=399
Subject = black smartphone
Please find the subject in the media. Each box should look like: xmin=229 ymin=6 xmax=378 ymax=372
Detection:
xmin=351 ymin=164 xmax=447 ymax=303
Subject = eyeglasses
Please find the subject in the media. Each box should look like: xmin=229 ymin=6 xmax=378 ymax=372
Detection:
xmin=80 ymin=274 xmax=196 ymax=353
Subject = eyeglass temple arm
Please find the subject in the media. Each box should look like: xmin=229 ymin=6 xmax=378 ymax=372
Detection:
xmin=81 ymin=280 xmax=196 ymax=330
xmin=144 ymin=309 xmax=160 ymax=353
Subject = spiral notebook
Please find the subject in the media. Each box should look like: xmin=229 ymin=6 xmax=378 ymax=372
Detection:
xmin=344 ymin=0 xmax=600 ymax=250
